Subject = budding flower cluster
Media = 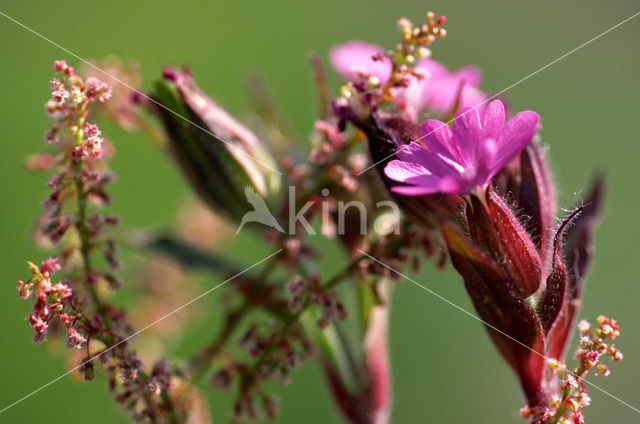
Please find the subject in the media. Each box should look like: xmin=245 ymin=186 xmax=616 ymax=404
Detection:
xmin=14 ymin=61 xmax=214 ymax=423
xmin=522 ymin=317 xmax=622 ymax=424
xmin=18 ymin=258 xmax=85 ymax=347
xmin=576 ymin=316 xmax=623 ymax=373
xmin=395 ymin=12 xmax=447 ymax=66
xmin=46 ymin=61 xmax=111 ymax=159
xmin=330 ymin=12 xmax=456 ymax=126
xmin=151 ymin=68 xmax=282 ymax=224
xmin=207 ymin=320 xmax=312 ymax=421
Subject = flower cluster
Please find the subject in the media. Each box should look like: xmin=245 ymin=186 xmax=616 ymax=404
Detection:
xmin=16 ymin=61 xmax=207 ymax=423
xmin=17 ymin=258 xmax=83 ymax=346
xmin=521 ymin=316 xmax=623 ymax=424
xmin=287 ymin=274 xmax=347 ymax=327
xmin=331 ymin=13 xmax=485 ymax=124
xmin=47 ymin=60 xmax=111 ymax=158
xmin=206 ymin=319 xmax=312 ymax=422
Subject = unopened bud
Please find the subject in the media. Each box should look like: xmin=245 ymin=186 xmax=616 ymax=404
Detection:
xmin=152 ymin=68 xmax=282 ymax=224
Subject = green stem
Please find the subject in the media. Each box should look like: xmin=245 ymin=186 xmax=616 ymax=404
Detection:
xmin=160 ymin=390 xmax=180 ymax=424
xmin=548 ymin=368 xmax=585 ymax=423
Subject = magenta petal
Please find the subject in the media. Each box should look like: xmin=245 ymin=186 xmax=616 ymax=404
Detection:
xmin=423 ymin=77 xmax=461 ymax=115
xmin=383 ymin=159 xmax=430 ymax=183
xmin=438 ymin=175 xmax=464 ymax=193
xmin=458 ymin=85 xmax=487 ymax=111
xmin=401 ymin=77 xmax=429 ymax=112
xmin=492 ymin=111 xmax=540 ymax=174
xmin=390 ymin=174 xmax=462 ymax=196
xmin=390 ymin=185 xmax=439 ymax=196
xmin=329 ymin=41 xmax=392 ymax=83
xmin=385 ymin=90 xmax=538 ymax=197
xmin=420 ymin=120 xmax=462 ymax=162
xmin=403 ymin=59 xmax=488 ymax=116
xmin=481 ymin=100 xmax=505 ymax=142
xmin=451 ymin=106 xmax=483 ymax=164
xmin=474 ymin=138 xmax=498 ymax=186
xmin=415 ymin=59 xmax=448 ymax=78
xmin=452 ymin=66 xmax=483 ymax=87
xmin=385 ymin=159 xmax=455 ymax=195
xmin=395 ymin=143 xmax=461 ymax=178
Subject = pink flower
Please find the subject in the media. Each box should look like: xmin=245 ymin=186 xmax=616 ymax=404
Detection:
xmin=54 ymin=60 xmax=69 ymax=73
xmin=40 ymin=257 xmax=61 ymax=274
xmin=403 ymin=58 xmax=486 ymax=116
xmin=85 ymin=77 xmax=112 ymax=103
xmin=67 ymin=327 xmax=87 ymax=349
xmin=28 ymin=313 xmax=48 ymax=334
xmin=384 ymin=100 xmax=539 ymax=195
xmin=328 ymin=40 xmax=486 ymax=114
xmin=329 ymin=40 xmax=392 ymax=83
xmin=50 ymin=79 xmax=69 ymax=104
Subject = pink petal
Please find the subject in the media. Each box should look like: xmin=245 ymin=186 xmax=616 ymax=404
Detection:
xmin=400 ymin=77 xmax=428 ymax=111
xmin=405 ymin=59 xmax=487 ymax=117
xmin=458 ymin=85 xmax=488 ymax=112
xmin=423 ymin=76 xmax=461 ymax=115
xmin=415 ymin=60 xmax=464 ymax=115
xmin=492 ymin=110 xmax=540 ymax=174
xmin=399 ymin=58 xmax=445 ymax=112
xmin=395 ymin=143 xmax=461 ymax=178
xmin=452 ymin=66 xmax=483 ymax=87
xmin=473 ymin=138 xmax=498 ymax=187
xmin=384 ymin=159 xmax=431 ymax=183
xmin=420 ymin=120 xmax=465 ymax=164
xmin=451 ymin=105 xmax=483 ymax=164
xmin=329 ymin=41 xmax=392 ymax=83
xmin=390 ymin=185 xmax=440 ymax=196
xmin=415 ymin=59 xmax=448 ymax=78
xmin=481 ymin=100 xmax=505 ymax=142
xmin=384 ymin=160 xmax=449 ymax=195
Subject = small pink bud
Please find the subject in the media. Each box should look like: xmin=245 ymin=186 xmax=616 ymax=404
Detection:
xmin=53 ymin=60 xmax=68 ymax=73
xmin=40 ymin=257 xmax=61 ymax=274
xmin=17 ymin=281 xmax=31 ymax=299
xmin=67 ymin=327 xmax=87 ymax=349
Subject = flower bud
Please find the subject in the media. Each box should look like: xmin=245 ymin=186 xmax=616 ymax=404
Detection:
xmin=441 ymin=176 xmax=604 ymax=407
xmin=466 ymin=189 xmax=542 ymax=297
xmin=441 ymin=218 xmax=546 ymax=406
xmin=151 ymin=68 xmax=282 ymax=224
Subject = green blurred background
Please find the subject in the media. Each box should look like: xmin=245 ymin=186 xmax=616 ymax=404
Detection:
xmin=1 ymin=0 xmax=639 ymax=422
